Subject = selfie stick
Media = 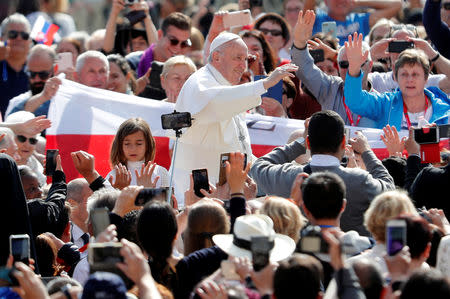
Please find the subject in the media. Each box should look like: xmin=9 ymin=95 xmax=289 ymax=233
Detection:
xmin=166 ymin=128 xmax=183 ymax=204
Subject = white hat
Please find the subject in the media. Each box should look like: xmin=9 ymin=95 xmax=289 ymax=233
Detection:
xmin=212 ymin=215 xmax=296 ymax=262
xmin=209 ymin=32 xmax=241 ymax=53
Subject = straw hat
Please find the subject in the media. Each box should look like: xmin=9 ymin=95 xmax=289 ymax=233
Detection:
xmin=212 ymin=214 xmax=296 ymax=262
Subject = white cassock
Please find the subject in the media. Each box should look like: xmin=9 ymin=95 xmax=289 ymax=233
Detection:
xmin=172 ymin=63 xmax=266 ymax=204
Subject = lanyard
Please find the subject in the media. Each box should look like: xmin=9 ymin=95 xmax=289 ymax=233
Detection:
xmin=403 ymin=96 xmax=429 ymax=128
xmin=2 ymin=61 xmax=7 ymax=82
xmin=342 ymin=96 xmax=361 ymax=126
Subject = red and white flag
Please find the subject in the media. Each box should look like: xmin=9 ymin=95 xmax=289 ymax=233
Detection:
xmin=47 ymin=78 xmax=416 ymax=181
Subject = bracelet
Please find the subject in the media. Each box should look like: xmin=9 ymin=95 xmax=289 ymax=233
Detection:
xmin=230 ymin=192 xmax=244 ymax=197
xmin=431 ymin=53 xmax=440 ymax=62
xmin=292 ymin=43 xmax=307 ymax=51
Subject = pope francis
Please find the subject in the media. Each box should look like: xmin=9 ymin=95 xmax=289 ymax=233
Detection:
xmin=172 ymin=32 xmax=298 ymax=202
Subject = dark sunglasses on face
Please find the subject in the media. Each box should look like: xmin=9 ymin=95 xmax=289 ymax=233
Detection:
xmin=16 ymin=135 xmax=38 ymax=145
xmin=167 ymin=36 xmax=191 ymax=48
xmin=26 ymin=70 xmax=52 ymax=80
xmin=8 ymin=30 xmax=30 ymax=40
xmin=259 ymin=28 xmax=283 ymax=37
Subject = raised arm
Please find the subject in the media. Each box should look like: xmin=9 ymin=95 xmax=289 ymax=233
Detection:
xmin=357 ymin=0 xmax=402 ymax=27
xmin=103 ymin=0 xmax=125 ymax=53
xmin=423 ymin=0 xmax=450 ymax=59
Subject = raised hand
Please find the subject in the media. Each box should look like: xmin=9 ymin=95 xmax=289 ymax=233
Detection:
xmin=307 ymin=38 xmax=338 ymax=60
xmin=293 ymin=10 xmax=316 ymax=49
xmin=109 ymin=163 xmax=132 ymax=190
xmin=225 ymin=152 xmax=251 ymax=195
xmin=135 ymin=161 xmax=160 ymax=187
xmin=71 ymin=150 xmax=99 ymax=183
xmin=381 ymin=125 xmax=405 ymax=157
xmin=345 ymin=32 xmax=369 ymax=77
xmin=263 ymin=63 xmax=298 ymax=90
xmin=12 ymin=115 xmax=51 ymax=136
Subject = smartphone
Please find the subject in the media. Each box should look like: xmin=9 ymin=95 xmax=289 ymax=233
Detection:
xmin=90 ymin=207 xmax=110 ymax=238
xmin=125 ymin=10 xmax=146 ymax=26
xmin=414 ymin=127 xmax=439 ymax=144
xmin=0 ymin=267 xmax=18 ymax=287
xmin=345 ymin=128 xmax=351 ymax=144
xmin=386 ymin=219 xmax=407 ymax=256
xmin=88 ymin=242 xmax=123 ymax=273
xmin=321 ymin=21 xmax=337 ymax=39
xmin=223 ymin=10 xmax=251 ymax=28
xmin=439 ymin=124 xmax=450 ymax=139
xmin=56 ymin=52 xmax=73 ymax=72
xmin=218 ymin=153 xmax=247 ymax=186
xmin=251 ymin=236 xmax=271 ymax=271
xmin=149 ymin=61 xmax=164 ymax=89
xmin=161 ymin=111 xmax=192 ymax=130
xmin=192 ymin=169 xmax=209 ymax=198
xmin=309 ymin=49 xmax=325 ymax=63
xmin=135 ymin=187 xmax=168 ymax=206
xmin=388 ymin=41 xmax=414 ymax=53
xmin=9 ymin=234 xmax=30 ymax=266
xmin=45 ymin=149 xmax=59 ymax=176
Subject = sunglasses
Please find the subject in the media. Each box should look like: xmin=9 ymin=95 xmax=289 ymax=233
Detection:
xmin=26 ymin=70 xmax=52 ymax=80
xmin=338 ymin=60 xmax=368 ymax=69
xmin=16 ymin=135 xmax=38 ymax=145
xmin=259 ymin=28 xmax=283 ymax=37
xmin=167 ymin=36 xmax=191 ymax=48
xmin=8 ymin=30 xmax=30 ymax=40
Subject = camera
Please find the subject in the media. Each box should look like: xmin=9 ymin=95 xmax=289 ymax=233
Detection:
xmin=45 ymin=149 xmax=59 ymax=176
xmin=88 ymin=242 xmax=124 ymax=273
xmin=161 ymin=111 xmax=192 ymax=131
xmin=299 ymin=226 xmax=329 ymax=254
xmin=388 ymin=41 xmax=414 ymax=53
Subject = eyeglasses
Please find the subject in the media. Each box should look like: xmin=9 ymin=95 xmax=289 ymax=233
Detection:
xmin=26 ymin=70 xmax=52 ymax=80
xmin=286 ymin=7 xmax=302 ymax=13
xmin=16 ymin=135 xmax=38 ymax=145
xmin=259 ymin=28 xmax=283 ymax=37
xmin=8 ymin=30 xmax=30 ymax=40
xmin=443 ymin=2 xmax=450 ymax=10
xmin=167 ymin=35 xmax=191 ymax=48
xmin=338 ymin=60 xmax=368 ymax=69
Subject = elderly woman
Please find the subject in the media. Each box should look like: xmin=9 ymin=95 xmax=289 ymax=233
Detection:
xmin=161 ymin=55 xmax=196 ymax=103
xmin=348 ymin=190 xmax=418 ymax=277
xmin=344 ymin=33 xmax=450 ymax=129
xmin=6 ymin=111 xmax=46 ymax=186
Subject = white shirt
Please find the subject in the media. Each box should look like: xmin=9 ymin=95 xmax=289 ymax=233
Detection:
xmin=105 ymin=160 xmax=169 ymax=187
xmin=71 ymin=222 xmax=87 ymax=249
xmin=172 ymin=64 xmax=265 ymax=204
xmin=310 ymin=154 xmax=341 ymax=167
xmin=368 ymin=71 xmax=445 ymax=93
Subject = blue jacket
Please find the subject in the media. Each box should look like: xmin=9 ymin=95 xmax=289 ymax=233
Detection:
xmin=344 ymin=72 xmax=450 ymax=129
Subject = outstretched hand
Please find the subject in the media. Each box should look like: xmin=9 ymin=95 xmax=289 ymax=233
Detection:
xmin=345 ymin=32 xmax=369 ymax=77
xmin=293 ymin=10 xmax=316 ymax=49
xmin=263 ymin=63 xmax=298 ymax=90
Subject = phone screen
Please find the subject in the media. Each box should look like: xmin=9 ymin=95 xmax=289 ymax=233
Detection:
xmin=321 ymin=21 xmax=337 ymax=38
xmin=192 ymin=169 xmax=209 ymax=198
xmin=10 ymin=235 xmax=30 ymax=265
xmin=45 ymin=149 xmax=59 ymax=176
xmin=251 ymin=236 xmax=271 ymax=271
xmin=57 ymin=52 xmax=73 ymax=71
xmin=91 ymin=208 xmax=110 ymax=237
xmin=414 ymin=127 xmax=439 ymax=144
xmin=386 ymin=221 xmax=406 ymax=256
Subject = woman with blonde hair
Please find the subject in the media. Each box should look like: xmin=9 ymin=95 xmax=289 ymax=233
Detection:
xmin=260 ymin=196 xmax=306 ymax=243
xmin=349 ymin=190 xmax=418 ymax=277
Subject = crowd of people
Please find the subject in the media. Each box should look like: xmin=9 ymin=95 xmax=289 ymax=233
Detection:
xmin=1 ymin=0 xmax=450 ymax=298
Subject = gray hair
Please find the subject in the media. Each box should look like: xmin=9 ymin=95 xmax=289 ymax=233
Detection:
xmin=76 ymin=50 xmax=109 ymax=74
xmin=0 ymin=127 xmax=15 ymax=149
xmin=87 ymin=188 xmax=120 ymax=214
xmin=28 ymin=44 xmax=57 ymax=64
xmin=337 ymin=41 xmax=372 ymax=63
xmin=162 ymin=55 xmax=197 ymax=78
xmin=67 ymin=178 xmax=89 ymax=203
xmin=1 ymin=13 xmax=31 ymax=37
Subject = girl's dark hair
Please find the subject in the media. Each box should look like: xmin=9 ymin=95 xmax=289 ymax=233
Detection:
xmin=110 ymin=117 xmax=156 ymax=167
xmin=137 ymin=201 xmax=177 ymax=286
xmin=240 ymin=30 xmax=277 ymax=73
xmin=35 ymin=234 xmax=61 ymax=276
xmin=107 ymin=54 xmax=137 ymax=92
xmin=254 ymin=13 xmax=291 ymax=47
